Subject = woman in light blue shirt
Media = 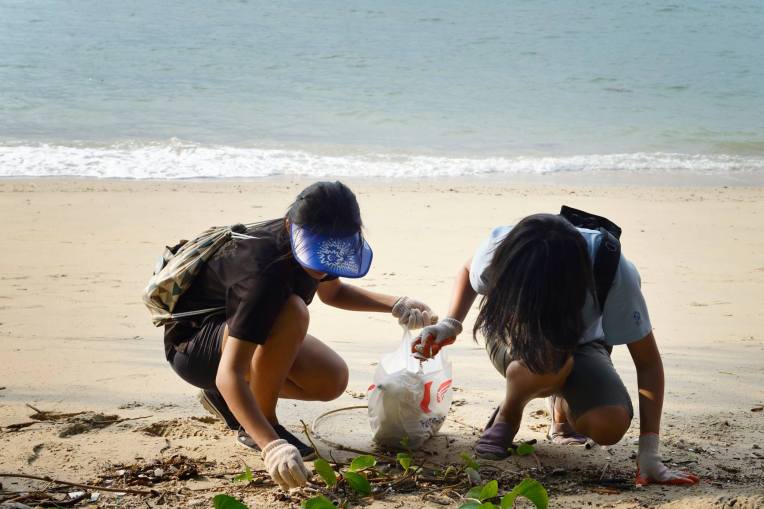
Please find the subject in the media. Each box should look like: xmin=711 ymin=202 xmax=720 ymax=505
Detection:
xmin=413 ymin=213 xmax=698 ymax=486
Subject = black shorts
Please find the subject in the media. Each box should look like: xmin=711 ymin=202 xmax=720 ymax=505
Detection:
xmin=487 ymin=339 xmax=634 ymax=420
xmin=167 ymin=318 xmax=227 ymax=391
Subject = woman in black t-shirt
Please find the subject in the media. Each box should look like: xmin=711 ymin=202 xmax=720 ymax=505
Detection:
xmin=165 ymin=181 xmax=434 ymax=491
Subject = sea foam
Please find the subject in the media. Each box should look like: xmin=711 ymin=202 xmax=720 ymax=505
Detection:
xmin=1 ymin=142 xmax=762 ymax=180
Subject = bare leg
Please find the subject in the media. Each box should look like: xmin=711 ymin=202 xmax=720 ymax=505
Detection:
xmin=495 ymin=355 xmax=574 ymax=429
xmin=247 ymin=295 xmax=311 ymax=424
xmin=226 ymin=295 xmax=349 ymax=424
xmin=477 ymin=356 xmax=573 ymax=458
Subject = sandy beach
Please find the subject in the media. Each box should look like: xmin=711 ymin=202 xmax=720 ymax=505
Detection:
xmin=1 ymin=178 xmax=762 ymax=509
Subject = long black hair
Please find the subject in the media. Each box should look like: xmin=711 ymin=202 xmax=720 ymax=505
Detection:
xmin=473 ymin=213 xmax=594 ymax=374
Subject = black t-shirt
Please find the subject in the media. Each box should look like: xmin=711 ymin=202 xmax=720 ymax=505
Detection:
xmin=163 ymin=221 xmax=334 ymax=357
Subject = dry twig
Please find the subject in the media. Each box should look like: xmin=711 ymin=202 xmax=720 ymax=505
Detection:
xmin=0 ymin=472 xmax=159 ymax=496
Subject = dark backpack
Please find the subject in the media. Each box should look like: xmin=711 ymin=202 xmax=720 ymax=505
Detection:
xmin=559 ymin=206 xmax=621 ymax=312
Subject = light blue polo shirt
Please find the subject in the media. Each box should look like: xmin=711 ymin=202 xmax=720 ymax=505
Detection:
xmin=469 ymin=226 xmax=652 ymax=346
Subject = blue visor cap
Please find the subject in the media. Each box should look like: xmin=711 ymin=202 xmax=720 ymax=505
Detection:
xmin=290 ymin=223 xmax=373 ymax=278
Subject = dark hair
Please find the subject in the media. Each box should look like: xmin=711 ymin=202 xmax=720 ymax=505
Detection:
xmin=473 ymin=214 xmax=594 ymax=374
xmin=286 ymin=181 xmax=363 ymax=236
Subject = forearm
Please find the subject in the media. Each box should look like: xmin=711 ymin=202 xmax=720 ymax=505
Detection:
xmin=216 ymin=371 xmax=278 ymax=448
xmin=636 ymin=362 xmax=664 ymax=435
xmin=446 ymin=262 xmax=477 ymax=322
xmin=325 ymin=283 xmax=398 ymax=312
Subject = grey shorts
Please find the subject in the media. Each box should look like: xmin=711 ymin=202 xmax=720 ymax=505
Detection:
xmin=487 ymin=339 xmax=633 ymax=420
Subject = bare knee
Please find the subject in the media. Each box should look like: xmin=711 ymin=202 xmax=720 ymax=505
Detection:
xmin=574 ymin=405 xmax=631 ymax=445
xmin=317 ymin=359 xmax=349 ymax=401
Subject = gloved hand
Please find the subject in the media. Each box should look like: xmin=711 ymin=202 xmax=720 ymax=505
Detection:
xmin=262 ymin=439 xmax=311 ymax=490
xmin=392 ymin=297 xmax=438 ymax=330
xmin=411 ymin=318 xmax=463 ymax=359
xmin=636 ymin=433 xmax=699 ymax=486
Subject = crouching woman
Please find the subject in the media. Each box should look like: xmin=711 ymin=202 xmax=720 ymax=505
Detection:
xmin=414 ymin=213 xmax=698 ymax=486
xmin=163 ymin=181 xmax=434 ymax=490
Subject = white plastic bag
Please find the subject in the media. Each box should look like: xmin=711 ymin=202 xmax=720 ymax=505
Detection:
xmin=367 ymin=328 xmax=453 ymax=449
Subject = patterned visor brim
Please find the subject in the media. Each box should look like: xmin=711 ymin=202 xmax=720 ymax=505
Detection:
xmin=289 ymin=223 xmax=373 ymax=278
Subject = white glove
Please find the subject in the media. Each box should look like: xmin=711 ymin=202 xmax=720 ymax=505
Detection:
xmin=636 ymin=433 xmax=699 ymax=486
xmin=411 ymin=317 xmax=463 ymax=359
xmin=392 ymin=297 xmax=438 ymax=330
xmin=262 ymin=439 xmax=310 ymax=490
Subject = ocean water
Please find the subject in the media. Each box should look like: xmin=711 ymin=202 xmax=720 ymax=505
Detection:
xmin=1 ymin=1 xmax=763 ymax=179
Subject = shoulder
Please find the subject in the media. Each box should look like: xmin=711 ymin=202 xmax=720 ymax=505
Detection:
xmin=469 ymin=225 xmax=514 ymax=294
xmin=211 ymin=227 xmax=290 ymax=278
xmin=574 ymin=227 xmax=606 ymax=262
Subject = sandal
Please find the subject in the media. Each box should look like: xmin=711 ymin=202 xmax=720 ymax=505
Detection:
xmin=475 ymin=406 xmax=513 ymax=460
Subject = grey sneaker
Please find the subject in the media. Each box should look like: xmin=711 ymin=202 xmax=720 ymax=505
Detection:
xmin=236 ymin=427 xmax=261 ymax=451
xmin=197 ymin=389 xmax=240 ymax=430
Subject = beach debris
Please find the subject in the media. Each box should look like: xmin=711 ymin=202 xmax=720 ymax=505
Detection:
xmin=0 ymin=472 xmax=158 ymax=507
xmin=3 ymin=422 xmax=38 ymax=432
xmin=58 ymin=413 xmax=122 ymax=437
xmin=3 ymin=405 xmax=149 ymax=437
xmin=25 ymin=404 xmax=87 ymax=422
xmin=98 ymin=454 xmax=209 ymax=487
xmin=751 ymin=405 xmax=763 ymax=412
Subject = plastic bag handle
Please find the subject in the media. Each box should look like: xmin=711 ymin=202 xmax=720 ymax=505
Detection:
xmin=400 ymin=325 xmax=426 ymax=374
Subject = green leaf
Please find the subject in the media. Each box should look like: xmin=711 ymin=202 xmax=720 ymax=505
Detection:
xmin=500 ymin=478 xmax=548 ymax=509
xmin=232 ymin=465 xmax=253 ymax=483
xmin=343 ymin=471 xmax=371 ymax=496
xmin=301 ymin=495 xmax=337 ymax=509
xmin=348 ymin=454 xmax=377 ymax=472
xmin=459 ymin=502 xmax=496 ymax=509
xmin=460 ymin=452 xmax=480 ymax=470
xmin=514 ymin=442 xmax=535 ymax=457
xmin=396 ymin=452 xmax=412 ymax=472
xmin=400 ymin=435 xmax=410 ymax=450
xmin=465 ymin=485 xmax=484 ymax=500
xmin=313 ymin=458 xmax=337 ymax=487
xmin=213 ymin=494 xmax=249 ymax=509
xmin=479 ymin=480 xmax=499 ymax=501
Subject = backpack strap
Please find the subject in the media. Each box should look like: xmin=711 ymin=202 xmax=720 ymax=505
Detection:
xmin=593 ymin=228 xmax=621 ymax=312
xmin=560 ymin=205 xmax=622 ymax=239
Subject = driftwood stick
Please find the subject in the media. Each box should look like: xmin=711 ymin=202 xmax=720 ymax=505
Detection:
xmin=3 ymin=421 xmax=39 ymax=431
xmin=0 ymin=473 xmax=159 ymax=496
xmin=25 ymin=403 xmax=44 ymax=414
